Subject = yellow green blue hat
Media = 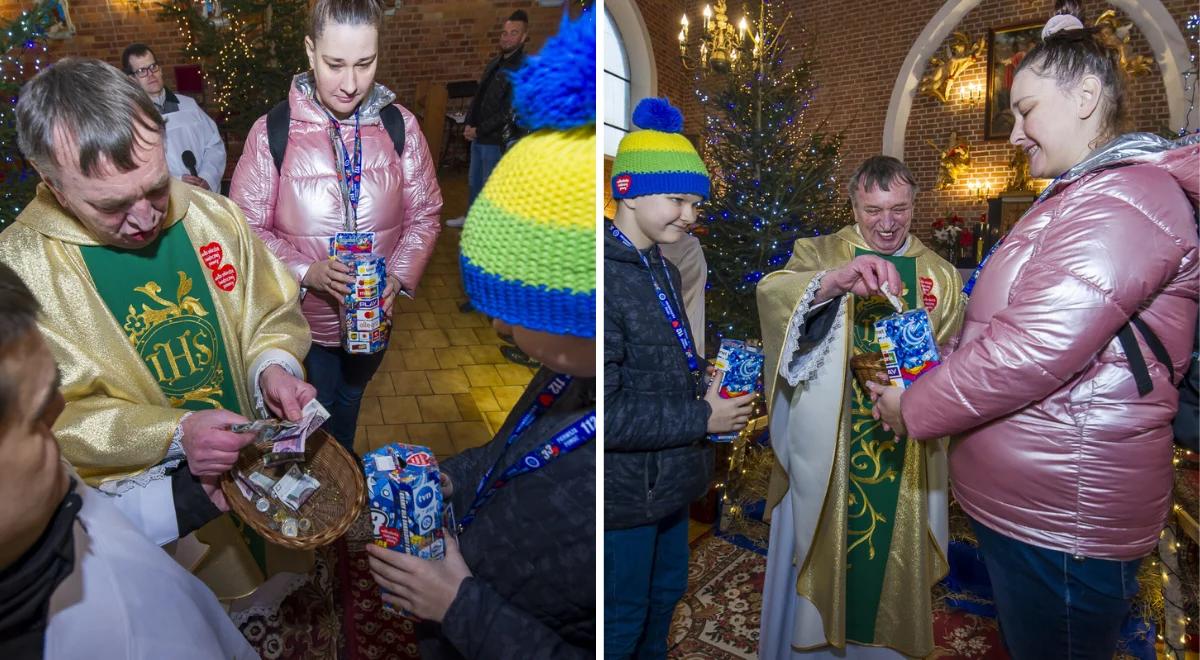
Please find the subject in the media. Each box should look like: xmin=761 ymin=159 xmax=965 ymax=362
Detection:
xmin=610 ymin=98 xmax=709 ymax=200
xmin=460 ymin=9 xmax=595 ymax=338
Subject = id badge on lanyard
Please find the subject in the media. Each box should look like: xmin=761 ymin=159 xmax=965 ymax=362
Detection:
xmin=607 ymin=224 xmax=702 ymax=378
xmin=327 ymin=108 xmax=363 ymax=232
xmin=457 ymin=374 xmax=596 ymax=532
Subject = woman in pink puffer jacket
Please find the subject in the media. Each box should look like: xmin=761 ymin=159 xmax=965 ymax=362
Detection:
xmin=868 ymin=3 xmax=1199 ymax=657
xmin=230 ymin=0 xmax=442 ymax=454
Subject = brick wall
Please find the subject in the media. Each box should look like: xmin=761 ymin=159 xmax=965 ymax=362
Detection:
xmin=628 ymin=0 xmax=1196 ymax=242
xmin=0 ymin=0 xmax=567 ymax=162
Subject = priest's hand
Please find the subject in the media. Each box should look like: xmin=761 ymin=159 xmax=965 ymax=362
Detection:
xmin=865 ymin=381 xmax=908 ymax=437
xmin=819 ymin=255 xmax=903 ymax=303
xmin=705 ymin=378 xmax=757 ymax=434
xmin=365 ymin=533 xmax=473 ymax=622
xmin=303 ymin=257 xmax=355 ymax=298
xmin=181 ymin=409 xmax=257 ymax=476
xmin=259 ymin=364 xmax=317 ymax=422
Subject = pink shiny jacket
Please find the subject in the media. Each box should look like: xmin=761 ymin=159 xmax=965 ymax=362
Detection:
xmin=230 ymin=74 xmax=442 ymax=346
xmin=903 ymin=134 xmax=1199 ymax=560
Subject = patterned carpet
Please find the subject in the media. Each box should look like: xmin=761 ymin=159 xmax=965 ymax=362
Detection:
xmin=235 ymin=511 xmax=421 ymax=659
xmin=668 ymin=528 xmax=1007 ymax=659
xmin=668 ymin=533 xmax=767 ymax=659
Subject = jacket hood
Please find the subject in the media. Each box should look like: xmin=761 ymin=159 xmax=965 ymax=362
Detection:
xmin=1038 ymin=131 xmax=1200 ymax=206
xmin=290 ymin=72 xmax=397 ymax=125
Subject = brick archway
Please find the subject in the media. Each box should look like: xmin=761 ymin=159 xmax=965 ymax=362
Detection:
xmin=882 ymin=0 xmax=1192 ymax=159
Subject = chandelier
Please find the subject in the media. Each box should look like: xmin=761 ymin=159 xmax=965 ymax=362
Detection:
xmin=678 ymin=0 xmax=760 ymax=75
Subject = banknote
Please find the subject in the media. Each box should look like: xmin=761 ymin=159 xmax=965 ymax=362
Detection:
xmin=271 ymin=399 xmax=331 ymax=455
xmin=228 ymin=418 xmax=296 ymax=436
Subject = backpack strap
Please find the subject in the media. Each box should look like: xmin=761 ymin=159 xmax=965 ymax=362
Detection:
xmin=1130 ymin=316 xmax=1175 ymax=382
xmin=1117 ymin=323 xmax=1154 ymax=396
xmin=379 ymin=104 xmax=406 ymax=158
xmin=1119 ymin=315 xmax=1176 ymax=397
xmin=267 ymin=100 xmax=405 ymax=173
xmin=266 ymin=100 xmax=291 ymax=173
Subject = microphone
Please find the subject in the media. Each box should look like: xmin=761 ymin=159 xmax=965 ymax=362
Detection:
xmin=182 ymin=150 xmax=198 ymax=177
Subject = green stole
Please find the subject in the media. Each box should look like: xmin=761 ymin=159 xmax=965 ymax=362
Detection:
xmin=79 ymin=220 xmax=240 ymax=414
xmin=80 ymin=222 xmax=271 ymax=568
xmin=845 ymin=248 xmax=917 ymax=643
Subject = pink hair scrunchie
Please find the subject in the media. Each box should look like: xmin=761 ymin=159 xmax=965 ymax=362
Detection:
xmin=1042 ymin=14 xmax=1085 ymax=39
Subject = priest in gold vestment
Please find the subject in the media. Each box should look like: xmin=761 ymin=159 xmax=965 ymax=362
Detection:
xmin=757 ymin=157 xmax=965 ymax=658
xmin=0 ymin=58 xmax=314 ymax=602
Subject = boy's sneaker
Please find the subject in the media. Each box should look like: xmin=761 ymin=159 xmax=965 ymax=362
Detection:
xmin=445 ymin=216 xmax=466 ymax=228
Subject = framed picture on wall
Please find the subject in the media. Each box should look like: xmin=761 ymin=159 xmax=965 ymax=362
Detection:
xmin=984 ymin=23 xmax=1041 ymax=140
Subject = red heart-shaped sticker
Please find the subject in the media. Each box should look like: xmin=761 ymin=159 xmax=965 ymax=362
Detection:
xmin=213 ymin=263 xmax=237 ymax=292
xmin=199 ymin=242 xmax=223 ymax=271
xmin=919 ymin=276 xmax=934 ymax=295
xmin=923 ymin=293 xmax=938 ymax=311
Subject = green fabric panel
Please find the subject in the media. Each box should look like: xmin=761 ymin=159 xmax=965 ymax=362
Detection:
xmin=844 ymin=249 xmax=917 ymax=644
xmin=79 ymin=221 xmax=241 ymax=414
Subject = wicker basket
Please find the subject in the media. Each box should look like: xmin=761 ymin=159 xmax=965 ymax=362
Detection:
xmin=850 ymin=352 xmax=891 ymax=389
xmin=220 ymin=428 xmax=365 ymax=550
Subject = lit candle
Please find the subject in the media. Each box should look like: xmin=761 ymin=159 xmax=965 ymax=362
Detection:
xmin=738 ymin=16 xmax=748 ymax=38
xmin=703 ymin=4 xmax=712 ymax=29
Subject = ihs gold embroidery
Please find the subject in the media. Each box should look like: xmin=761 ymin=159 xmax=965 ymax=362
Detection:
xmin=123 ymin=271 xmax=226 ymax=408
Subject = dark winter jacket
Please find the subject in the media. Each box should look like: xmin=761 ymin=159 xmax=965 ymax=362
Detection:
xmin=604 ymin=226 xmax=713 ymax=530
xmin=466 ymin=46 xmax=527 ymax=146
xmin=422 ymin=368 xmax=595 ymax=660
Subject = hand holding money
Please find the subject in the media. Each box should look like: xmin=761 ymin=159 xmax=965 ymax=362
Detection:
xmin=228 ymin=398 xmax=330 ymax=467
xmin=818 ymin=254 xmax=903 ymax=304
xmin=259 ymin=364 xmax=318 ymax=421
xmin=182 ymin=409 xmax=258 ymax=476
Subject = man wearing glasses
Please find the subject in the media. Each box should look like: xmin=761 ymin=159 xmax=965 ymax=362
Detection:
xmin=122 ymin=44 xmax=226 ymax=193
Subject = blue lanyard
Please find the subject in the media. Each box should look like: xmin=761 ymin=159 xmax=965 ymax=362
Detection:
xmin=458 ymin=374 xmax=596 ymax=531
xmin=962 ymin=237 xmax=1003 ymax=297
xmin=326 ymin=108 xmax=363 ymax=230
xmin=608 ymin=223 xmax=701 ymax=374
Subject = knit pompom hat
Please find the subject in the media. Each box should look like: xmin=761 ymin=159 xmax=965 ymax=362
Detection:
xmin=610 ymin=97 xmax=709 ymax=200
xmin=459 ymin=8 xmax=595 ymax=338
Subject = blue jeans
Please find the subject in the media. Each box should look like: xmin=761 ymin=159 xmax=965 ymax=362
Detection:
xmin=604 ymin=509 xmax=690 ymax=660
xmin=467 ymin=141 xmax=504 ymax=207
xmin=970 ymin=517 xmax=1142 ymax=659
xmin=303 ymin=343 xmax=386 ymax=455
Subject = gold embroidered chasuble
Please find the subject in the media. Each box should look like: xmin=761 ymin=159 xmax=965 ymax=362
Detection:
xmin=756 ymin=226 xmax=965 ymax=657
xmin=0 ymin=181 xmax=312 ymax=599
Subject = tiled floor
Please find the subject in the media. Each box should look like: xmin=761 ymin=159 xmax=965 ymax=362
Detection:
xmin=352 ymin=171 xmax=534 ymax=459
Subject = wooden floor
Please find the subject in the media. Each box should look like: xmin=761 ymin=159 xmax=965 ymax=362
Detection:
xmin=351 ymin=170 xmax=534 ymax=460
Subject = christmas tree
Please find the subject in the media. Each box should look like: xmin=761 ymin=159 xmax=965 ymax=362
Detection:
xmin=694 ymin=0 xmax=849 ymax=345
xmin=159 ymin=0 xmax=308 ymax=138
xmin=0 ymin=2 xmax=55 ymax=231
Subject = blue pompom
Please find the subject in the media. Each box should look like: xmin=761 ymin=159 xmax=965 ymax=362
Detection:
xmin=631 ymin=98 xmax=683 ymax=133
xmin=511 ymin=8 xmax=595 ymax=131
